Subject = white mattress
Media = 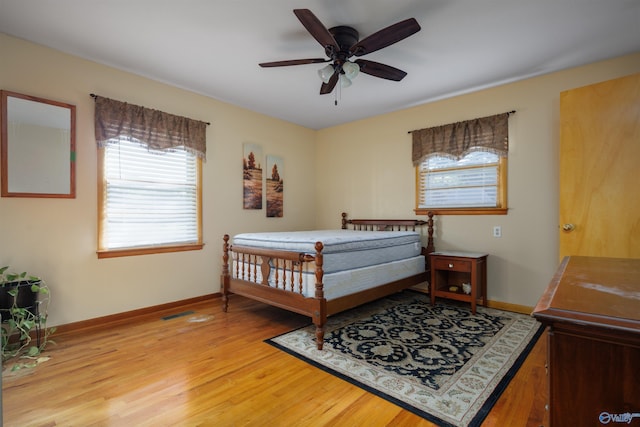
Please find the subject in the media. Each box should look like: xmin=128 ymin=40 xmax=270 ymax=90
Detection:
xmin=232 ymin=255 xmax=426 ymax=300
xmin=232 ymin=229 xmax=422 ymax=274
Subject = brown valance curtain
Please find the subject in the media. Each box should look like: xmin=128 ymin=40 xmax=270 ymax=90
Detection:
xmin=410 ymin=112 xmax=510 ymax=165
xmin=93 ymin=95 xmax=208 ymax=159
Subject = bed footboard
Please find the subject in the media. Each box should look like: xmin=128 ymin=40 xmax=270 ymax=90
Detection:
xmin=221 ymin=235 xmax=328 ymax=348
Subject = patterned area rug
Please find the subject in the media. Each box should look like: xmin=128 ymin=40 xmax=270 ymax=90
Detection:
xmin=266 ymin=291 xmax=543 ymax=427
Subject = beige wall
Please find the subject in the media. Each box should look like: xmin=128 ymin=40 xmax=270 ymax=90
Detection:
xmin=0 ymin=34 xmax=317 ymax=327
xmin=315 ymin=52 xmax=640 ymax=307
xmin=2 ymin=32 xmax=639 ymax=325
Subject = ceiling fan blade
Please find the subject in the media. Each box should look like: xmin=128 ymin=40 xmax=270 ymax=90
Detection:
xmin=320 ymin=71 xmax=339 ymax=95
xmin=354 ymin=59 xmax=407 ymax=81
xmin=259 ymin=58 xmax=329 ymax=67
xmin=293 ymin=9 xmax=340 ymax=53
xmin=350 ymin=18 xmax=421 ymax=57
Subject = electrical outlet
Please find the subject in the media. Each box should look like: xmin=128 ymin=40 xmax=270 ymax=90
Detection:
xmin=493 ymin=226 xmax=502 ymax=238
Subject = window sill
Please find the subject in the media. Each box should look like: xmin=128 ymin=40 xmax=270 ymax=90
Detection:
xmin=415 ymin=208 xmax=508 ymax=216
xmin=97 ymin=243 xmax=204 ymax=259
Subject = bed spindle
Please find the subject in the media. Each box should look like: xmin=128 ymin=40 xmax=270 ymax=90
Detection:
xmin=283 ymin=259 xmax=290 ymax=291
xmin=281 ymin=260 xmax=286 ymax=290
xmin=288 ymin=260 xmax=294 ymax=292
xmin=274 ymin=258 xmax=280 ymax=288
xmin=260 ymin=256 xmax=270 ymax=286
xmin=297 ymin=261 xmax=303 ymax=294
xmin=237 ymin=252 xmax=243 ymax=280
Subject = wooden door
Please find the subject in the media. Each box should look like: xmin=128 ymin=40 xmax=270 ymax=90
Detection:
xmin=559 ymin=72 xmax=640 ymax=259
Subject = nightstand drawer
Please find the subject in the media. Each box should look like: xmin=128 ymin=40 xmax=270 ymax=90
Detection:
xmin=432 ymin=258 xmax=471 ymax=272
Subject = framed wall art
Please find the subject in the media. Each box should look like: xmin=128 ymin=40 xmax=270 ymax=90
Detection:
xmin=243 ymin=143 xmax=263 ymax=209
xmin=266 ymin=155 xmax=283 ymax=218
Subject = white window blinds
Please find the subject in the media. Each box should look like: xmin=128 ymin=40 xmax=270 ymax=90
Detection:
xmin=418 ymin=151 xmax=500 ymax=208
xmin=101 ymin=139 xmax=198 ymax=250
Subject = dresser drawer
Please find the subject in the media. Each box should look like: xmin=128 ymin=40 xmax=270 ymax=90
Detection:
xmin=432 ymin=258 xmax=472 ymax=272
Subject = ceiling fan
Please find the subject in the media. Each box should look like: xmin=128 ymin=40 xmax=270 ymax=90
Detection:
xmin=259 ymin=9 xmax=421 ymax=95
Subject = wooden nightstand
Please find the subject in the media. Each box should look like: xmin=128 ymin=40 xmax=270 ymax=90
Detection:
xmin=429 ymin=251 xmax=488 ymax=314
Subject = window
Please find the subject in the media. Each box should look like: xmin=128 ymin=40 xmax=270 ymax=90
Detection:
xmin=98 ymin=139 xmax=202 ymax=257
xmin=416 ymin=151 xmax=507 ymax=214
xmin=93 ymin=95 xmax=207 ymax=258
xmin=411 ymin=112 xmax=511 ymax=215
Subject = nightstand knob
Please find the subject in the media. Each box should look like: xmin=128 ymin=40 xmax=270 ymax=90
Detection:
xmin=448 ymin=263 xmax=454 ymax=268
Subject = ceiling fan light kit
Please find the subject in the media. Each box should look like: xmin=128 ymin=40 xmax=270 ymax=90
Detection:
xmin=339 ymin=74 xmax=352 ymax=88
xmin=342 ymin=61 xmax=360 ymax=80
xmin=318 ymin=64 xmax=335 ymax=83
xmin=259 ymin=9 xmax=421 ymax=98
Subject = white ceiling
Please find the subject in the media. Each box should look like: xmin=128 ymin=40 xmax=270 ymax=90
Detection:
xmin=1 ymin=0 xmax=639 ymax=130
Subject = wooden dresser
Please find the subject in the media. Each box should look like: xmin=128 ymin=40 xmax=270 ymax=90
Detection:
xmin=532 ymin=256 xmax=640 ymax=427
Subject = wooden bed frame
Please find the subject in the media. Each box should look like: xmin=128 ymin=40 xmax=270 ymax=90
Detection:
xmin=221 ymin=212 xmax=435 ymax=349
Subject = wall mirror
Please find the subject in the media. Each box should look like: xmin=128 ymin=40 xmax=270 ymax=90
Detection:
xmin=1 ymin=90 xmax=76 ymax=198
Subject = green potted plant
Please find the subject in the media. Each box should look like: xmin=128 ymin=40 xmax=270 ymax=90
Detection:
xmin=1 ymin=265 xmax=55 ymax=366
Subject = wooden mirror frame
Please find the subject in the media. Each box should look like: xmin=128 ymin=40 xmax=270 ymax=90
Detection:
xmin=1 ymin=90 xmax=76 ymax=198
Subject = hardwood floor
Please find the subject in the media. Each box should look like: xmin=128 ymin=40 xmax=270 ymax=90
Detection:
xmin=2 ymin=295 xmax=547 ymax=426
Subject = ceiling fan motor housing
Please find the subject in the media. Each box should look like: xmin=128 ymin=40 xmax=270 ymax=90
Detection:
xmin=327 ymin=26 xmax=359 ymax=63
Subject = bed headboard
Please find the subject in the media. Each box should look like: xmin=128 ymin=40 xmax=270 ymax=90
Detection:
xmin=341 ymin=212 xmax=435 ymax=255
